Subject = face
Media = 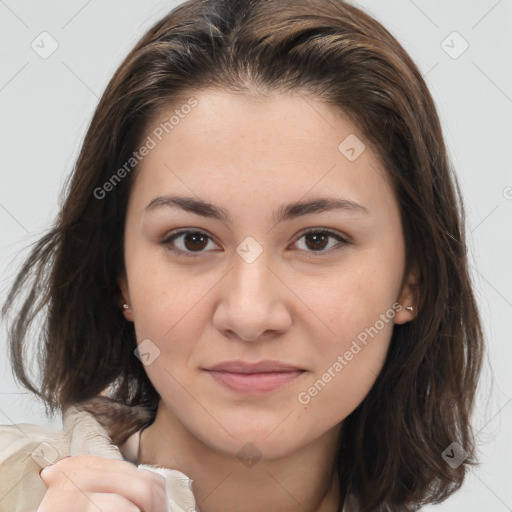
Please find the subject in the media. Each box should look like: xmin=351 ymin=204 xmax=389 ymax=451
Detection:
xmin=118 ymin=89 xmax=417 ymax=459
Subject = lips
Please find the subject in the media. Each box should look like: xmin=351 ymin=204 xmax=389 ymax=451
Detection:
xmin=203 ymin=360 xmax=306 ymax=394
xmin=205 ymin=359 xmax=304 ymax=373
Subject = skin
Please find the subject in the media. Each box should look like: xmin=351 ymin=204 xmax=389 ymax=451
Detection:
xmin=118 ymin=89 xmax=418 ymax=512
xmin=38 ymin=456 xmax=168 ymax=512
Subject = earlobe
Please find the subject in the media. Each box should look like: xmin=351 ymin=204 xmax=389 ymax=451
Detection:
xmin=117 ymin=274 xmax=134 ymax=322
xmin=394 ymin=267 xmax=421 ymax=324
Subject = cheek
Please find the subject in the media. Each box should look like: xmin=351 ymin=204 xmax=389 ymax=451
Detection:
xmin=126 ymin=261 xmax=207 ymax=377
xmin=127 ymin=247 xmax=205 ymax=331
xmin=296 ymin=251 xmax=400 ymax=412
xmin=297 ymin=316 xmax=395 ymax=425
xmin=305 ymin=251 xmax=401 ymax=339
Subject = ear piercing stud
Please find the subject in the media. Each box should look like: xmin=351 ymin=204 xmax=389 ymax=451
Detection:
xmin=405 ymin=306 xmax=414 ymax=312
xmin=123 ymin=303 xmax=130 ymax=310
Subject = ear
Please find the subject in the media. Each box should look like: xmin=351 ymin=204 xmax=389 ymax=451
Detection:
xmin=394 ymin=266 xmax=421 ymax=324
xmin=118 ymin=272 xmax=134 ymax=322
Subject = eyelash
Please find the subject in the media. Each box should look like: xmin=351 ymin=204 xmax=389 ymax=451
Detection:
xmin=160 ymin=228 xmax=351 ymax=258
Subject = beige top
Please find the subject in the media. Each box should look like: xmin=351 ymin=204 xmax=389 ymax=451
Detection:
xmin=0 ymin=405 xmax=197 ymax=512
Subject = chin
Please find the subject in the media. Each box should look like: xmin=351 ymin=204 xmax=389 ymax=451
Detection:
xmin=194 ymin=418 xmax=314 ymax=461
xmin=209 ymin=435 xmax=300 ymax=462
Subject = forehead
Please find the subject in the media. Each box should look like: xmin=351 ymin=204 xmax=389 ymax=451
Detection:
xmin=130 ymin=89 xmax=395 ymax=218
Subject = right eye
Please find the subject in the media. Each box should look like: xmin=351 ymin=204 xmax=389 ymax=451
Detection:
xmin=160 ymin=230 xmax=221 ymax=257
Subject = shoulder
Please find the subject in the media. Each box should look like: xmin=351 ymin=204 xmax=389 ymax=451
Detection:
xmin=0 ymin=397 xmax=145 ymax=511
xmin=0 ymin=420 xmax=71 ymax=511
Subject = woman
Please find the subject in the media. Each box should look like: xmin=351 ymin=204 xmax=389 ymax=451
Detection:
xmin=0 ymin=0 xmax=484 ymax=511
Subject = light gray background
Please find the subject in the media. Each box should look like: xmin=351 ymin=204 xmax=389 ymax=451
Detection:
xmin=1 ymin=1 xmax=511 ymax=510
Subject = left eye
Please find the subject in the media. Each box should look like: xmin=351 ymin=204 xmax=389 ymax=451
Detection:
xmin=161 ymin=229 xmax=349 ymax=257
xmin=292 ymin=229 xmax=349 ymax=254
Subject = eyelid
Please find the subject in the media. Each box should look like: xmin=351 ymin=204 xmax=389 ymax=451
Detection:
xmin=161 ymin=227 xmax=351 ymax=257
xmin=295 ymin=227 xmax=351 ymax=244
xmin=290 ymin=227 xmax=351 ymax=256
xmin=161 ymin=228 xmax=221 ymax=258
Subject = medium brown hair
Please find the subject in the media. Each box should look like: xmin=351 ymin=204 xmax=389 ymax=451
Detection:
xmin=2 ymin=0 xmax=484 ymax=510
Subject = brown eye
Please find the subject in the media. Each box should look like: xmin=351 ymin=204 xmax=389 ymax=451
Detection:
xmin=181 ymin=232 xmax=209 ymax=251
xmin=161 ymin=230 xmax=219 ymax=256
xmin=304 ymin=232 xmax=330 ymax=251
xmin=293 ymin=229 xmax=350 ymax=255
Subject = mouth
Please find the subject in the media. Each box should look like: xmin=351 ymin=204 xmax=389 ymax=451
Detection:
xmin=202 ymin=360 xmax=306 ymax=394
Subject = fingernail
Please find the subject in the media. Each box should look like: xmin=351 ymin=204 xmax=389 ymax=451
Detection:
xmin=39 ymin=465 xmax=50 ymax=478
xmin=39 ymin=461 xmax=57 ymax=478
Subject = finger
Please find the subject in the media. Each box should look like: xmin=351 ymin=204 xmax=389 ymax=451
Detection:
xmin=41 ymin=454 xmax=165 ymax=487
xmin=87 ymin=492 xmax=144 ymax=512
xmin=40 ymin=458 xmax=167 ymax=512
xmin=37 ymin=490 xmax=142 ymax=512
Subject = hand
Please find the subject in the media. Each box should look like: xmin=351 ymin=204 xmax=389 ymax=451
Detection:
xmin=37 ymin=454 xmax=168 ymax=512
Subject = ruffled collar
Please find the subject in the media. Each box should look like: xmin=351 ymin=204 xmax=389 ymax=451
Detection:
xmin=62 ymin=398 xmax=198 ymax=512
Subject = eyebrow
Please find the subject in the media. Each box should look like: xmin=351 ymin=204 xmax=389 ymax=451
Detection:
xmin=144 ymin=195 xmax=369 ymax=224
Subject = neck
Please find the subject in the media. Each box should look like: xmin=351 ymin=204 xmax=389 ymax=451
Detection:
xmin=139 ymin=401 xmax=342 ymax=512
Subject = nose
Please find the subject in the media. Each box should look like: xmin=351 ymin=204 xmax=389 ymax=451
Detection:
xmin=212 ymin=250 xmax=293 ymax=342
